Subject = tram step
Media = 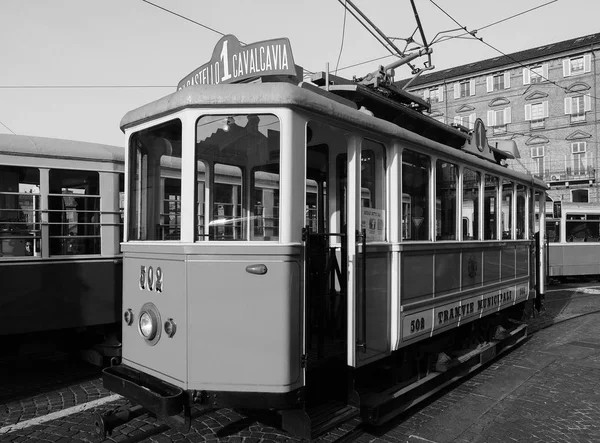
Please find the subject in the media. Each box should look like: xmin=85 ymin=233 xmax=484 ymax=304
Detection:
xmin=281 ymin=401 xmax=359 ymax=439
xmin=360 ymin=323 xmax=528 ymax=426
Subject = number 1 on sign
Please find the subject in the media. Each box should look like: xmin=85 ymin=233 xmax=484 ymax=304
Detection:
xmin=220 ymin=40 xmax=231 ymax=82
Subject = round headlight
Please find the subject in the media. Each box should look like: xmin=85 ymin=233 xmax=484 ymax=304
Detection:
xmin=139 ymin=311 xmax=156 ymax=339
xmin=138 ymin=303 xmax=161 ymax=345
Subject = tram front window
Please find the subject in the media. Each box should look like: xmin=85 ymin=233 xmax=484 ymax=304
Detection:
xmin=128 ymin=119 xmax=182 ymax=241
xmin=196 ymin=114 xmax=280 ymax=241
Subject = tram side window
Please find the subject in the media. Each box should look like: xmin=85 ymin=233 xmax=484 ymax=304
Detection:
xmin=360 ymin=141 xmax=386 ymax=242
xmin=0 ymin=166 xmax=40 ymax=257
xmin=484 ymin=175 xmax=498 ymax=240
xmin=462 ymin=168 xmax=480 ymax=240
xmin=196 ymin=114 xmax=280 ymax=241
xmin=49 ymin=169 xmax=100 ymax=255
xmin=129 ymin=119 xmax=182 ymax=241
xmin=436 ymin=160 xmax=458 ymax=240
xmin=501 ymin=180 xmax=513 ymax=239
xmin=402 ymin=150 xmax=430 ymax=241
xmin=546 ymin=220 xmax=560 ymax=242
xmin=566 ymin=214 xmax=600 ymax=242
xmin=516 ymin=185 xmax=527 ymax=239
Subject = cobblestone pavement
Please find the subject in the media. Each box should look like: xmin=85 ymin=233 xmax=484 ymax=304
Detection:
xmin=2 ymin=282 xmax=600 ymax=443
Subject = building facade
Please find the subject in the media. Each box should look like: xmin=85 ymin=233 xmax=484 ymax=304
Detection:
xmin=399 ymin=33 xmax=600 ymax=204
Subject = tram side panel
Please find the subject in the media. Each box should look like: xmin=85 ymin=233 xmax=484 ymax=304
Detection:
xmin=398 ymin=242 xmax=532 ymax=346
xmin=0 ymin=259 xmax=122 ymax=336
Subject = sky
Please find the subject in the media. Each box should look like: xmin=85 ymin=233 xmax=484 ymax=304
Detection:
xmin=1 ymin=0 xmax=599 ymax=147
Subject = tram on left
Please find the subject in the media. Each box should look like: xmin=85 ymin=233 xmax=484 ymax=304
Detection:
xmin=0 ymin=134 xmax=124 ymax=360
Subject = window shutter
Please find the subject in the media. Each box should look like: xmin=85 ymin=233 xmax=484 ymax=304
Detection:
xmin=542 ymin=63 xmax=549 ymax=80
xmin=543 ymin=101 xmax=549 ymax=118
xmin=487 ymin=110 xmax=495 ymax=127
xmin=486 ymin=76 xmax=493 ymax=92
xmin=454 ymin=82 xmax=460 ymax=99
xmin=564 ymin=97 xmax=572 ymax=115
xmin=469 ymin=113 xmax=476 ymax=129
xmin=469 ymin=79 xmax=475 ymax=96
xmin=584 ymin=94 xmax=592 ymax=112
xmin=524 ymin=104 xmax=532 ymax=121
xmin=563 ymin=59 xmax=570 ymax=77
xmin=584 ymin=54 xmax=592 ymax=73
xmin=504 ymin=107 xmax=512 ymax=124
xmin=504 ymin=72 xmax=510 ymax=89
xmin=439 ymin=87 xmax=444 ymax=102
xmin=423 ymin=89 xmax=430 ymax=100
xmin=523 ymin=68 xmax=531 ymax=85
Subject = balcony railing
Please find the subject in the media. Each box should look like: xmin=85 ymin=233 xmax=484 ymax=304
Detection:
xmin=532 ymin=166 xmax=596 ymax=182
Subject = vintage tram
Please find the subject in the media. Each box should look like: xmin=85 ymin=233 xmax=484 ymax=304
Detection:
xmin=98 ymin=35 xmax=547 ymax=438
xmin=0 ymin=134 xmax=124 ymax=357
xmin=546 ymin=202 xmax=600 ymax=281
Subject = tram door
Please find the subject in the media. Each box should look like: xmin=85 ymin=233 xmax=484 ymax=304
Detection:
xmin=304 ymin=144 xmax=347 ymax=401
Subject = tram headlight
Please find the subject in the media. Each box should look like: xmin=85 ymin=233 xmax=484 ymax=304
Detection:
xmin=138 ymin=303 xmax=161 ymax=345
xmin=139 ymin=312 xmax=156 ymax=338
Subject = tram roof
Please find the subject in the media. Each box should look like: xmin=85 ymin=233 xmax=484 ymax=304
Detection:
xmin=120 ymin=82 xmax=546 ymax=189
xmin=0 ymin=134 xmax=124 ymax=163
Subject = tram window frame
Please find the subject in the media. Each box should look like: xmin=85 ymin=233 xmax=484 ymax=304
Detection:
xmin=195 ymin=113 xmax=281 ymax=242
xmin=484 ymin=174 xmax=499 ymax=240
xmin=360 ymin=140 xmax=387 ymax=243
xmin=402 ymin=149 xmax=430 ymax=241
xmin=435 ymin=160 xmax=458 ymax=241
xmin=501 ymin=180 xmax=514 ymax=240
xmin=48 ymin=169 xmax=101 ymax=255
xmin=0 ymin=166 xmax=41 ymax=257
xmin=516 ymin=184 xmax=527 ymax=239
xmin=462 ymin=168 xmax=480 ymax=241
xmin=337 ymin=141 xmax=387 ymax=243
xmin=128 ymin=118 xmax=183 ymax=242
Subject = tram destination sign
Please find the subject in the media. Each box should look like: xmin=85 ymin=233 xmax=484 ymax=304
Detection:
xmin=178 ymin=35 xmax=296 ymax=90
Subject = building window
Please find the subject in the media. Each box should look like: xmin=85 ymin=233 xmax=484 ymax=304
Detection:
xmin=565 ymin=95 xmax=591 ymax=123
xmin=563 ymin=54 xmax=591 ymax=77
xmin=525 ymin=102 xmax=548 ymax=129
xmin=460 ymin=81 xmax=471 ymax=97
xmin=571 ymin=142 xmax=587 ymax=176
xmin=572 ymin=189 xmax=589 ymax=203
xmin=453 ymin=113 xmax=476 ymax=130
xmin=487 ymin=107 xmax=511 ymax=134
xmin=486 ymin=72 xmax=510 ymax=92
xmin=454 ymin=79 xmax=475 ymax=99
xmin=530 ymin=146 xmax=545 ymax=178
xmin=530 ymin=65 xmax=544 ymax=83
xmin=425 ymin=86 xmax=444 ymax=103
xmin=523 ymin=64 xmax=548 ymax=85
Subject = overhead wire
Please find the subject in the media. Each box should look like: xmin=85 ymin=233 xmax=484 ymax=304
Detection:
xmin=334 ymin=0 xmax=558 ymax=75
xmin=141 ymin=0 xmax=238 ymax=42
xmin=335 ymin=0 xmax=349 ymax=75
xmin=428 ymin=0 xmax=600 ymax=105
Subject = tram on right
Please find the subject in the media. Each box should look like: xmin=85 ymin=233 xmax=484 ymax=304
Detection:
xmin=546 ymin=202 xmax=600 ymax=281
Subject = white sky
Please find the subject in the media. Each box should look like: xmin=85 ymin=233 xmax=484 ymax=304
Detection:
xmin=1 ymin=0 xmax=599 ymax=146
